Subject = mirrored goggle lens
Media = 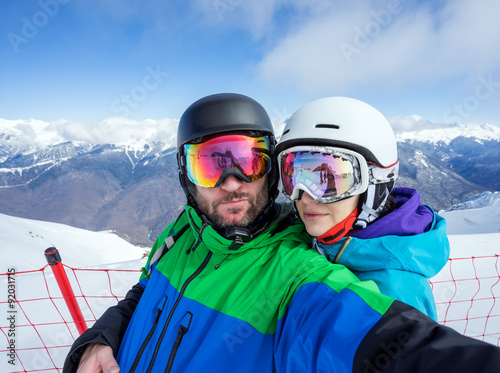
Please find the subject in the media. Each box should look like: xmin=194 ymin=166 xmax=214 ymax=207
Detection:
xmin=184 ymin=134 xmax=272 ymax=187
xmin=280 ymin=150 xmax=361 ymax=200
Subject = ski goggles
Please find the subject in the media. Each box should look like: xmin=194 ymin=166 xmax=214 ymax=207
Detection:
xmin=182 ymin=134 xmax=272 ymax=188
xmin=278 ymin=146 xmax=369 ymax=203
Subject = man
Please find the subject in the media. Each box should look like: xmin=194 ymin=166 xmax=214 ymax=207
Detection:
xmin=65 ymin=93 xmax=500 ymax=372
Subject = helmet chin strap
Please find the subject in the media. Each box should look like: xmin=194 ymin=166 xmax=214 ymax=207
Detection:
xmin=217 ymin=201 xmax=280 ymax=249
xmin=353 ymin=183 xmax=392 ymax=230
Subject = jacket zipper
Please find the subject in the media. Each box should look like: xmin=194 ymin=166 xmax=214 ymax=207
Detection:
xmin=333 ymin=236 xmax=353 ymax=263
xmin=143 ymin=250 xmax=213 ymax=373
xmin=129 ymin=295 xmax=168 ymax=373
xmin=164 ymin=311 xmax=193 ymax=373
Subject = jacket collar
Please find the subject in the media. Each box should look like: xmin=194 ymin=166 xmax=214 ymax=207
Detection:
xmin=352 ymin=187 xmax=434 ymax=239
xmin=183 ymin=203 xmax=309 ymax=255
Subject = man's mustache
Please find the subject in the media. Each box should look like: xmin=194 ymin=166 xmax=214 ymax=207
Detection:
xmin=213 ymin=192 xmax=252 ymax=209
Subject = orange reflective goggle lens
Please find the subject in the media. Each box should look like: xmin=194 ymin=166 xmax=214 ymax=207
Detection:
xmin=183 ymin=134 xmax=272 ymax=187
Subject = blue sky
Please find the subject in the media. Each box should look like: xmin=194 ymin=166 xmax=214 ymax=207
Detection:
xmin=1 ymin=0 xmax=500 ymax=127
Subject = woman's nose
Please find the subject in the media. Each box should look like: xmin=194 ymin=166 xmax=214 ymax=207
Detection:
xmin=300 ymin=191 xmax=317 ymax=204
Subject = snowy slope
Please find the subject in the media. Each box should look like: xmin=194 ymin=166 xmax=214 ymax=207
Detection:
xmin=0 ymin=213 xmax=147 ymax=270
xmin=439 ymin=191 xmax=500 ymax=235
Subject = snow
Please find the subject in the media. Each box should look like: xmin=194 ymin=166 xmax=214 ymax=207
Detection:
xmin=0 ymin=213 xmax=147 ymax=270
xmin=442 ymin=191 xmax=500 ymax=212
xmin=393 ymin=121 xmax=500 ymax=145
xmin=0 ymin=160 xmax=65 ymax=189
xmin=1 ymin=194 xmax=499 ymax=372
xmin=439 ymin=192 xmax=500 ymax=235
xmin=413 ymin=150 xmax=429 ymax=168
xmin=0 ymin=214 xmax=148 ymax=372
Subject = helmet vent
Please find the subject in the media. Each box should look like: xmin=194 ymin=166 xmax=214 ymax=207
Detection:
xmin=315 ymin=124 xmax=340 ymax=129
xmin=282 ymin=129 xmax=290 ymax=136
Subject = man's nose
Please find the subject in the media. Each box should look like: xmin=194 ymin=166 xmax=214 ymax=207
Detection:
xmin=219 ymin=175 xmax=243 ymax=192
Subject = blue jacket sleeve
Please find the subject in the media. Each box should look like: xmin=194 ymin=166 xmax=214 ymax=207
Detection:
xmin=275 ymin=284 xmax=500 ymax=372
xmin=274 ymin=283 xmax=385 ymax=372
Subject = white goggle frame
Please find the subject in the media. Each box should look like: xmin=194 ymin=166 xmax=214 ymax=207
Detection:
xmin=278 ymin=145 xmax=398 ymax=204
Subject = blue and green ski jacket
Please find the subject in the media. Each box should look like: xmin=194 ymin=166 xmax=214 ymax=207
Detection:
xmin=64 ymin=203 xmax=500 ymax=372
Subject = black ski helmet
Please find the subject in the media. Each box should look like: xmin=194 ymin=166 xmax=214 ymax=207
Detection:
xmin=177 ymin=93 xmax=279 ymax=222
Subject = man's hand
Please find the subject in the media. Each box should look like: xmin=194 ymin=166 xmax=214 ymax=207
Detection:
xmin=76 ymin=343 xmax=120 ymax=373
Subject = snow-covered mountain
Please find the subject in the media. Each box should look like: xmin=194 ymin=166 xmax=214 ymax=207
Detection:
xmin=442 ymin=191 xmax=500 ymax=212
xmin=394 ymin=119 xmax=500 ymax=145
xmin=0 ymin=117 xmax=499 ymax=246
xmin=395 ymin=121 xmax=500 ymax=193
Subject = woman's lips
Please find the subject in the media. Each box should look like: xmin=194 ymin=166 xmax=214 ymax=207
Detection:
xmin=303 ymin=212 xmax=327 ymax=220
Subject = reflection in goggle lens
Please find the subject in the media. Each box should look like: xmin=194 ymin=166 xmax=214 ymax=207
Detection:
xmin=184 ymin=135 xmax=271 ymax=187
xmin=281 ymin=150 xmax=358 ymax=199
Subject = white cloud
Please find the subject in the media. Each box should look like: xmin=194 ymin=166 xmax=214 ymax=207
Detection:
xmin=256 ymin=0 xmax=500 ymax=94
xmin=0 ymin=117 xmax=179 ymax=149
xmin=191 ymin=0 xmax=332 ymax=38
xmin=388 ymin=115 xmax=448 ymax=133
xmin=0 ymin=115 xmax=295 ymax=150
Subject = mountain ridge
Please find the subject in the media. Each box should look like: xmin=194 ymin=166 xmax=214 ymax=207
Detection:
xmin=1 ymin=118 xmax=498 ymax=246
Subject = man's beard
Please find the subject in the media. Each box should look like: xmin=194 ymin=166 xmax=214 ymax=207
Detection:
xmin=197 ymin=189 xmax=268 ymax=229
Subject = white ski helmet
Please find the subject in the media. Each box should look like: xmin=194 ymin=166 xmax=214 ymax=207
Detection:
xmin=276 ymin=96 xmax=399 ymax=228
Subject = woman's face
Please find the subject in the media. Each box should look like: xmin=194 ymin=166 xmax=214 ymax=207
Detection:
xmin=295 ymin=192 xmax=360 ymax=237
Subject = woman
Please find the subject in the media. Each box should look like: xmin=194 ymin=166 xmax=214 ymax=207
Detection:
xmin=276 ymin=96 xmax=450 ymax=320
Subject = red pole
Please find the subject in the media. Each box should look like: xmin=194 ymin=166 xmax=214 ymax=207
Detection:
xmin=44 ymin=247 xmax=88 ymax=335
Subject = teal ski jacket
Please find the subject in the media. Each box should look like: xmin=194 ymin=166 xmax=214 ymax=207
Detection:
xmin=317 ymin=188 xmax=450 ymax=320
